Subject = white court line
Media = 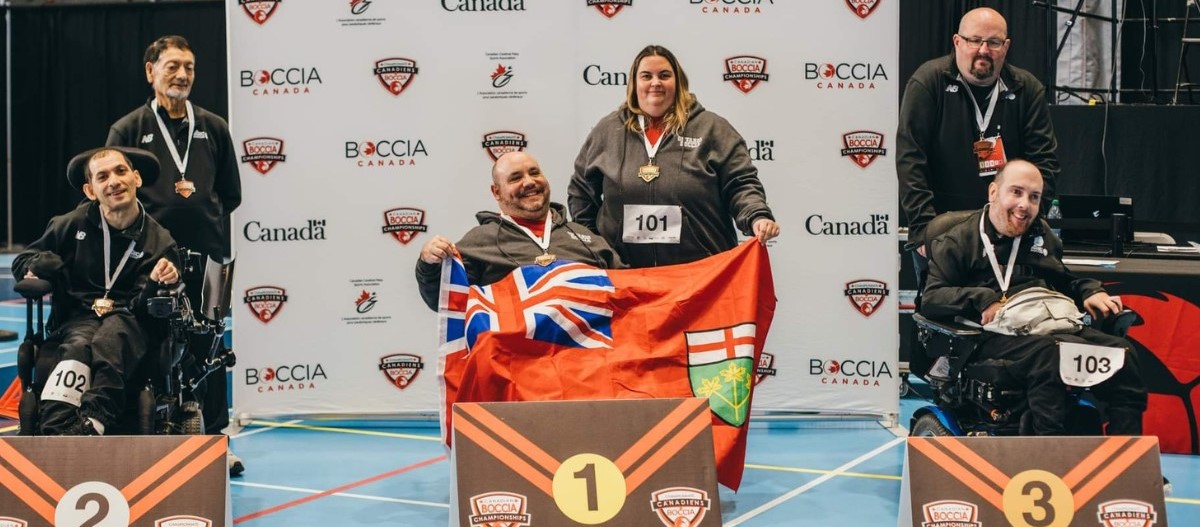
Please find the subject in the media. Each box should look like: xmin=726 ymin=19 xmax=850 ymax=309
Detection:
xmin=727 ymin=436 xmax=906 ymax=526
xmin=231 ymin=419 xmax=303 ymax=439
xmin=0 ymin=317 xmax=26 ymax=323
xmin=0 ymin=347 xmax=18 ymax=354
xmin=231 ymin=481 xmax=450 ymax=509
xmin=0 ymin=362 xmax=13 ymax=369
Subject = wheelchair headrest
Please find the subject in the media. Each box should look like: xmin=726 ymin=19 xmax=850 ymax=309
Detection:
xmin=66 ymin=146 xmax=160 ymax=190
xmin=926 ymin=210 xmax=976 ymax=242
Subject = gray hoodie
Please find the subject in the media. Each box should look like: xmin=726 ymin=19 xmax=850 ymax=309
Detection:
xmin=569 ymin=100 xmax=774 ymax=267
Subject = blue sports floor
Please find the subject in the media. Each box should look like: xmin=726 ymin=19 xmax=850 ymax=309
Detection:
xmin=1 ymin=299 xmax=1197 ymax=526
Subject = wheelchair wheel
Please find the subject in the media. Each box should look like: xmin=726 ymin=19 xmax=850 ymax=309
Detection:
xmin=181 ymin=401 xmax=205 ymax=435
xmin=911 ymin=413 xmax=954 ymax=437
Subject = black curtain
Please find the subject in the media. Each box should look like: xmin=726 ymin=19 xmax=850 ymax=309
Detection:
xmin=4 ymin=1 xmax=225 ymax=247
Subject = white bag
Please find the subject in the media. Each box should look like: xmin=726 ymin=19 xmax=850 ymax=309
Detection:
xmin=983 ymin=286 xmax=1085 ymax=336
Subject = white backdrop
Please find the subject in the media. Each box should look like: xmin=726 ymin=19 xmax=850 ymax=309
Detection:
xmin=228 ymin=0 xmax=899 ymax=423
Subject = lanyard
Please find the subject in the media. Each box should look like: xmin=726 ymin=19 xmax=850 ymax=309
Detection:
xmin=959 ymin=77 xmax=1005 ymax=138
xmin=150 ymin=99 xmax=195 ymax=179
xmin=99 ymin=214 xmax=138 ymax=299
xmin=637 ymin=115 xmax=665 ymax=163
xmin=500 ymin=213 xmax=553 ymax=255
xmin=979 ymin=206 xmax=1021 ymax=303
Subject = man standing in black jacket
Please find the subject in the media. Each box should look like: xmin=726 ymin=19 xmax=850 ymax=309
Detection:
xmin=107 ymin=35 xmax=243 ymax=473
xmin=897 ymin=7 xmax=1059 ymax=291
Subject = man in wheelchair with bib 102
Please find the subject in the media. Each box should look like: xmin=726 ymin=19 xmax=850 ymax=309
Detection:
xmin=910 ymin=159 xmax=1146 ymax=439
xmin=11 ymin=146 xmax=215 ymax=436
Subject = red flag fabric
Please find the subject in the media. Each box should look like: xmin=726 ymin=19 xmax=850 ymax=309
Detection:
xmin=438 ymin=240 xmax=776 ymax=490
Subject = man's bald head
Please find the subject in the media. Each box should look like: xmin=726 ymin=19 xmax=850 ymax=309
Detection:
xmin=490 ymin=151 xmax=551 ymax=221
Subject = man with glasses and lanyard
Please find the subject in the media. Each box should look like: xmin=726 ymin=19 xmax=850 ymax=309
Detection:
xmin=106 ymin=35 xmax=243 ymax=474
xmin=897 ymin=7 xmax=1060 ymax=294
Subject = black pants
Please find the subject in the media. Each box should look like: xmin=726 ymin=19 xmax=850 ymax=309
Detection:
xmin=39 ymin=311 xmax=146 ymax=434
xmin=976 ymin=327 xmax=1147 ymax=435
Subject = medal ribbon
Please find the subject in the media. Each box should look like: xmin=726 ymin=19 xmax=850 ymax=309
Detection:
xmin=99 ymin=213 xmax=138 ymax=302
xmin=637 ymin=115 xmax=665 ymax=164
xmin=979 ymin=205 xmax=1021 ymax=302
xmin=501 ymin=212 xmax=553 ymax=258
xmin=958 ymin=76 xmax=1005 ymax=138
xmin=150 ymin=99 xmax=195 ymax=178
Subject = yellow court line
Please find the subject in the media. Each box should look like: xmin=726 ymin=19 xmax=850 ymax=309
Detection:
xmin=1168 ymin=497 xmax=1200 ymax=506
xmin=745 ymin=463 xmax=902 ymax=481
xmin=0 ymin=425 xmax=17 ymax=434
xmin=247 ymin=420 xmax=441 ymax=442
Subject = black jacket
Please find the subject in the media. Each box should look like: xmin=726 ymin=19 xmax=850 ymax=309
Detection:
xmin=107 ymin=100 xmax=242 ymax=259
xmin=13 ymin=201 xmax=178 ymax=328
xmin=922 ymin=208 xmax=1104 ymax=322
xmin=897 ymin=55 xmax=1059 ymax=249
xmin=415 ymin=203 xmax=624 ymax=310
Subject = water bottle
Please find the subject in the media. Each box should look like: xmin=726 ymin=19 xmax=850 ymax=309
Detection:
xmin=1047 ymin=199 xmax=1063 ymax=238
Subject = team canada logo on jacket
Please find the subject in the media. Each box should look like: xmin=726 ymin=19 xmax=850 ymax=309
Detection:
xmin=840 ymin=131 xmax=886 ymax=168
xmin=381 ymin=208 xmax=427 ymax=245
xmin=240 ymin=0 xmax=282 ymax=25
xmin=723 ymin=56 xmax=769 ymax=94
xmin=481 ymin=131 xmax=528 ymax=161
xmin=374 ymin=58 xmax=418 ymax=96
xmin=244 ymin=286 xmax=288 ymax=324
xmin=589 ymin=0 xmax=632 ymax=18
xmin=845 ymin=279 xmax=889 ymax=317
xmin=845 ymin=0 xmax=881 ymax=19
xmin=379 ymin=353 xmax=424 ymax=390
xmin=241 ymin=137 xmax=286 ymax=175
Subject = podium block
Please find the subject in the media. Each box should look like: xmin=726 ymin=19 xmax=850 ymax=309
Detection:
xmin=0 ymin=435 xmax=228 ymax=527
xmin=899 ymin=436 xmax=1167 ymax=527
xmin=452 ymin=398 xmax=722 ymax=527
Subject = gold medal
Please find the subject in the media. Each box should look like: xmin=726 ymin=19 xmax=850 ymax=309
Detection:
xmin=175 ymin=179 xmax=196 ymax=198
xmin=638 ymin=163 xmax=660 ymax=183
xmin=973 ymin=139 xmax=994 ymax=159
xmin=92 ymin=297 xmax=115 ymax=317
xmin=535 ymin=253 xmax=557 ymax=267
xmin=999 ymin=293 xmax=1008 ymax=306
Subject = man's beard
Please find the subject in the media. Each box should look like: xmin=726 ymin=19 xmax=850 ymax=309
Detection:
xmin=970 ymin=56 xmax=995 ymax=81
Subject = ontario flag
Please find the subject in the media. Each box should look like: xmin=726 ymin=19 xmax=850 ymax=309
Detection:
xmin=437 ymin=240 xmax=776 ymax=490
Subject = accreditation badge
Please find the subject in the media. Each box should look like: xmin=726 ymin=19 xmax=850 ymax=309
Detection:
xmin=976 ymin=135 xmax=1007 ymax=178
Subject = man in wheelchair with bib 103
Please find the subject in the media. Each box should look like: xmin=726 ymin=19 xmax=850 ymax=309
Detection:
xmin=11 ymin=146 xmax=202 ymax=436
xmin=910 ymin=159 xmax=1146 ymax=438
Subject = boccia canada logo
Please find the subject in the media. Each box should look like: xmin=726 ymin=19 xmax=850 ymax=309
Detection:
xmin=374 ymin=58 xmax=418 ymax=96
xmin=241 ymin=137 xmax=286 ymax=175
xmin=588 ymin=0 xmax=632 ymax=18
xmin=244 ymin=286 xmax=288 ymax=324
xmin=239 ymin=0 xmax=282 ymax=25
xmin=723 ymin=55 xmax=769 ymax=94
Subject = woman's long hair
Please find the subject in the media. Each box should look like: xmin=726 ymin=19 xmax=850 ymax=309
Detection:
xmin=623 ymin=45 xmax=694 ymax=135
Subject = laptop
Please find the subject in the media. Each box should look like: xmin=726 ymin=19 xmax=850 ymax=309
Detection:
xmin=1055 ymin=194 xmax=1134 ymax=244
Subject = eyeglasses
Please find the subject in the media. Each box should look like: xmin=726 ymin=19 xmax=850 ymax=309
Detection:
xmin=958 ymin=35 xmax=1007 ymax=51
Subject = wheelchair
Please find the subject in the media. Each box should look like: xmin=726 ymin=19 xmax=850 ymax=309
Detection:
xmin=907 ymin=310 xmax=1136 ymax=437
xmin=907 ymin=210 xmax=1138 ymax=437
xmin=14 ymin=248 xmax=235 ymax=436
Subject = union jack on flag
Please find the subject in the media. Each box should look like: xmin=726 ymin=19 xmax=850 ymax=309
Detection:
xmin=447 ymin=258 xmax=615 ymax=351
